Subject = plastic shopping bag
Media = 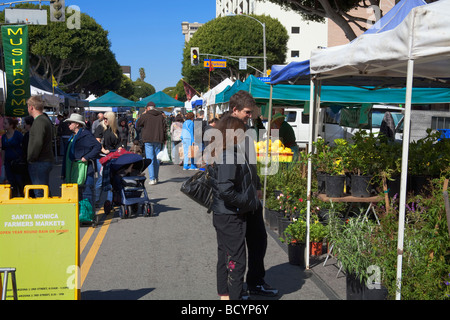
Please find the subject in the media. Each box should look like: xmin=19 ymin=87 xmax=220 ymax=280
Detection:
xmin=157 ymin=145 xmax=171 ymax=162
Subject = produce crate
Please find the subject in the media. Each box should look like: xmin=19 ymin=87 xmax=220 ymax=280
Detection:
xmin=257 ymin=152 xmax=294 ymax=163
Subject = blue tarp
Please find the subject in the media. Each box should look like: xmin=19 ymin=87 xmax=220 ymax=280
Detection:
xmin=363 ymin=0 xmax=426 ymax=35
xmin=270 ymin=60 xmax=310 ymax=85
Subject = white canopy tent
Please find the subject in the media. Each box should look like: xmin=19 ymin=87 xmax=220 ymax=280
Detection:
xmin=309 ymin=0 xmax=450 ymax=300
xmin=203 ymin=78 xmax=234 ymax=106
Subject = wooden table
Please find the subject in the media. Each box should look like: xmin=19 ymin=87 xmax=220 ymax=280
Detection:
xmin=316 ymin=193 xmax=382 ymax=203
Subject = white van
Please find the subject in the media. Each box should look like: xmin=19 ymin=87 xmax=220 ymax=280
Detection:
xmin=284 ymin=108 xmax=310 ymax=149
xmin=284 ymin=105 xmax=404 ymax=147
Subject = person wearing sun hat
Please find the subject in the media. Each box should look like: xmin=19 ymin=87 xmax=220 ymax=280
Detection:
xmin=62 ymin=113 xmax=102 ymax=211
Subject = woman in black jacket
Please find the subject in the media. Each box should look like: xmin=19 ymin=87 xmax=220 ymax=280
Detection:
xmin=210 ymin=115 xmax=261 ymax=300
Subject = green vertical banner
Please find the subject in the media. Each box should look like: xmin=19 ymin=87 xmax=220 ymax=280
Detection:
xmin=2 ymin=25 xmax=30 ymax=117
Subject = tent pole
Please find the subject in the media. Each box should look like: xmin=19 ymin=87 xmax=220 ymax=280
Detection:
xmin=395 ymin=58 xmax=414 ymax=300
xmin=306 ymin=78 xmax=316 ymax=269
xmin=262 ymin=85 xmax=274 ymax=223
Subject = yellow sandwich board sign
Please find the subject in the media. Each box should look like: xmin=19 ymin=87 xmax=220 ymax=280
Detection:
xmin=0 ymin=184 xmax=80 ymax=300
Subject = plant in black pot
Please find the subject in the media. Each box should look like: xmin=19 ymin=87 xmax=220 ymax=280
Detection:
xmin=280 ymin=217 xmax=307 ymax=266
xmin=408 ymin=129 xmax=445 ymax=196
xmin=327 ymin=211 xmax=387 ymax=300
xmin=276 ymin=188 xmax=306 ymax=238
xmin=347 ymin=132 xmax=382 ymax=198
xmin=312 ymin=138 xmax=331 ymax=194
xmin=324 ymin=139 xmax=350 ymax=198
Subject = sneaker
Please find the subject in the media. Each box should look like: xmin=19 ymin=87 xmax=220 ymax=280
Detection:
xmin=248 ymin=283 xmax=278 ymax=297
xmin=241 ymin=290 xmax=251 ymax=300
xmin=148 ymin=179 xmax=157 ymax=185
xmin=103 ymin=200 xmax=112 ymax=215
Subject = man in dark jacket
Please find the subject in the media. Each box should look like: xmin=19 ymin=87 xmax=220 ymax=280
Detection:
xmin=229 ymin=90 xmax=278 ymax=298
xmin=136 ymin=101 xmax=166 ymax=185
xmin=27 ymin=95 xmax=55 ymax=197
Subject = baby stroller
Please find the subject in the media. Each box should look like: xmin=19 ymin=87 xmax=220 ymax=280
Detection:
xmin=108 ymin=153 xmax=154 ymax=218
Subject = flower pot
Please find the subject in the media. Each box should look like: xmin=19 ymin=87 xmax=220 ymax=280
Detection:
xmin=288 ymin=243 xmax=306 ymax=266
xmin=267 ymin=209 xmax=279 ymax=231
xmin=278 ymin=216 xmax=291 ymax=238
xmin=318 ymin=209 xmax=330 ymax=225
xmin=325 ymin=175 xmax=345 ymax=197
xmin=316 ymin=172 xmax=327 ymax=193
xmin=310 ymin=241 xmax=323 ymax=256
xmin=350 ymin=175 xmax=373 ymax=198
xmin=410 ymin=175 xmax=432 ymax=196
xmin=386 ymin=175 xmax=401 ymax=198
xmin=346 ymin=273 xmax=388 ymax=300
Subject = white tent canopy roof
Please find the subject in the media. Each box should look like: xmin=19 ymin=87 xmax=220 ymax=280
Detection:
xmin=310 ymin=0 xmax=450 ymax=83
xmin=203 ymin=78 xmax=234 ymax=106
xmin=307 ymin=0 xmax=450 ymax=300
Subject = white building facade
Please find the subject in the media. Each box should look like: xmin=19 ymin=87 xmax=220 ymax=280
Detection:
xmin=216 ymin=0 xmax=328 ymax=64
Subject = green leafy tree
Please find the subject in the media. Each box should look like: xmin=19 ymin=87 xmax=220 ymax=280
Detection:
xmin=182 ymin=15 xmax=288 ymax=92
xmin=139 ymin=67 xmax=146 ymax=81
xmin=116 ymin=75 xmax=134 ymax=100
xmin=264 ymin=0 xmax=439 ymax=42
xmin=0 ymin=4 xmax=122 ymax=95
xmin=130 ymin=79 xmax=155 ymax=101
xmin=264 ymin=0 xmax=376 ymax=41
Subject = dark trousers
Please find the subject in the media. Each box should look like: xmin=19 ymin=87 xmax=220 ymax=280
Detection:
xmin=245 ymin=205 xmax=267 ymax=287
xmin=213 ymin=213 xmax=247 ymax=300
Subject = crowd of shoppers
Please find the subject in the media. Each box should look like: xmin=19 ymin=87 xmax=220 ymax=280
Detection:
xmin=0 ymin=91 xmax=278 ymax=301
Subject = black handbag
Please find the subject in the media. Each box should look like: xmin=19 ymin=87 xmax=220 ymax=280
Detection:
xmin=180 ymin=168 xmax=213 ymax=212
xmin=10 ymin=158 xmax=27 ymax=174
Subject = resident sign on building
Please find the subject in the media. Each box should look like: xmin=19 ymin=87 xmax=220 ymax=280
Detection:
xmin=1 ymin=25 xmax=31 ymax=117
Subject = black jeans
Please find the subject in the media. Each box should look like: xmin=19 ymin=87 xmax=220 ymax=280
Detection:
xmin=245 ymin=205 xmax=267 ymax=287
xmin=213 ymin=213 xmax=247 ymax=300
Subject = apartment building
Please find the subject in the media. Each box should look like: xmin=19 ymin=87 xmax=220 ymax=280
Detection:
xmin=216 ymin=0 xmax=328 ymax=63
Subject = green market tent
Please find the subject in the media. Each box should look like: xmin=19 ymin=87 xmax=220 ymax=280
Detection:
xmin=214 ymin=75 xmax=450 ymax=106
xmin=136 ymin=91 xmax=184 ymax=108
xmin=89 ymin=91 xmax=137 ymax=107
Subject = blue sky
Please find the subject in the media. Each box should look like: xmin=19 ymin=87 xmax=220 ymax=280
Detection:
xmin=66 ymin=0 xmax=216 ymax=92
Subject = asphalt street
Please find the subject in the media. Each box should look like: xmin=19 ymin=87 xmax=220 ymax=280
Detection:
xmin=48 ymin=159 xmax=346 ymax=301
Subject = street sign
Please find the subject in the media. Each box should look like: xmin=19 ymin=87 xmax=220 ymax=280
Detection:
xmin=258 ymin=77 xmax=271 ymax=83
xmin=5 ymin=8 xmax=47 ymax=25
xmin=204 ymin=59 xmax=227 ymax=69
xmin=239 ymin=58 xmax=247 ymax=70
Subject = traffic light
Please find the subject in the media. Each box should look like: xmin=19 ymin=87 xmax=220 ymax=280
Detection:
xmin=191 ymin=47 xmax=199 ymax=66
xmin=50 ymin=0 xmax=65 ymax=22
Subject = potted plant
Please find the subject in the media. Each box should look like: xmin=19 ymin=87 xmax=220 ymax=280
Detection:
xmin=309 ymin=217 xmax=327 ymax=256
xmin=324 ymin=139 xmax=349 ymax=197
xmin=377 ymin=138 xmax=402 ymax=199
xmin=408 ymin=129 xmax=446 ymax=195
xmin=347 ymin=132 xmax=382 ymax=197
xmin=370 ymin=179 xmax=450 ymax=300
xmin=280 ymin=218 xmax=307 ymax=266
xmin=326 ymin=211 xmax=387 ymax=299
xmin=276 ymin=190 xmax=307 ymax=238
xmin=312 ymin=138 xmax=331 ymax=193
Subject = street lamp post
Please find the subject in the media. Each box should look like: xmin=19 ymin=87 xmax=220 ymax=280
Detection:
xmin=227 ymin=13 xmax=267 ymax=77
